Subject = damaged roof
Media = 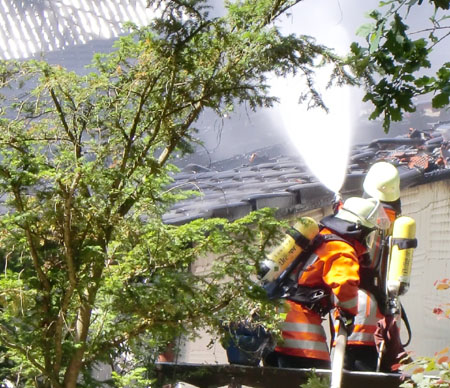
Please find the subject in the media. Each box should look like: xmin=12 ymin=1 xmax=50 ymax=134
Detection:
xmin=163 ymin=122 xmax=450 ymax=225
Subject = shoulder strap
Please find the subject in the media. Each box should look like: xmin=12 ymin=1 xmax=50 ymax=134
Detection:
xmin=268 ymin=231 xmax=356 ymax=300
xmin=320 ymin=233 xmax=348 ymax=244
xmin=293 ymin=232 xmax=349 ymax=283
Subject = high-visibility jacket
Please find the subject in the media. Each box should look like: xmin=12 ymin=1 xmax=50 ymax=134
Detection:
xmin=384 ymin=207 xmax=397 ymax=226
xmin=275 ymin=228 xmax=362 ymax=361
xmin=345 ymin=289 xmax=384 ymax=345
xmin=344 ymin=204 xmax=398 ymax=346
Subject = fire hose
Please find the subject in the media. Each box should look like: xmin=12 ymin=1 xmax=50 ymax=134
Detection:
xmin=330 ymin=320 xmax=348 ymax=388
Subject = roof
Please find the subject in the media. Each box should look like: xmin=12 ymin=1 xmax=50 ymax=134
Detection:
xmin=163 ymin=122 xmax=450 ymax=225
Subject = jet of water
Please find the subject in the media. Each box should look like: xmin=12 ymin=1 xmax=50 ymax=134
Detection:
xmin=269 ymin=15 xmax=355 ymax=196
xmin=270 ymin=67 xmax=353 ymax=195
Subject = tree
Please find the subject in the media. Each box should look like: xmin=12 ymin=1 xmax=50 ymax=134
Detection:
xmin=349 ymin=0 xmax=450 ymax=132
xmin=0 ymin=1 xmax=354 ymax=387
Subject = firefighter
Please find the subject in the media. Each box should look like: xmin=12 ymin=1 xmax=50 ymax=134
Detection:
xmin=342 ymin=161 xmax=402 ymax=371
xmin=264 ymin=196 xmax=389 ymax=369
xmin=363 ymin=161 xmax=401 ymax=218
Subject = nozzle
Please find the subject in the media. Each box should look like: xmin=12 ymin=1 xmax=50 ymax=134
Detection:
xmin=332 ymin=192 xmax=343 ymax=214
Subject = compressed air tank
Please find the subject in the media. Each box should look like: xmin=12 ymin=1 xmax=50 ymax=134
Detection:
xmin=387 ymin=216 xmax=417 ymax=296
xmin=258 ymin=217 xmax=319 ymax=284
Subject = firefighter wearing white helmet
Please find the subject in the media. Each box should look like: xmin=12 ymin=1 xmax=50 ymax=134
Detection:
xmin=340 ymin=162 xmax=416 ymax=373
xmin=264 ymin=196 xmax=387 ymax=370
xmin=334 ymin=197 xmax=391 ymax=231
xmin=331 ymin=196 xmax=392 ymax=372
xmin=363 ymin=161 xmax=400 ymax=202
xmin=342 ymin=163 xmax=402 ymax=372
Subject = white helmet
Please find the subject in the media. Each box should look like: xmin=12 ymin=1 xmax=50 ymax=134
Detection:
xmin=363 ymin=162 xmax=400 ymax=202
xmin=335 ymin=197 xmax=390 ymax=230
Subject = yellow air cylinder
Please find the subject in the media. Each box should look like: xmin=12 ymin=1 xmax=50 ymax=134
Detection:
xmin=387 ymin=216 xmax=417 ymax=296
xmin=258 ymin=217 xmax=320 ymax=285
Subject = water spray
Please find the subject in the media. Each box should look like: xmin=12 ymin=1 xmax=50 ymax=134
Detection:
xmin=269 ymin=20 xmax=355 ymax=202
xmin=270 ymin=67 xmax=354 ymax=201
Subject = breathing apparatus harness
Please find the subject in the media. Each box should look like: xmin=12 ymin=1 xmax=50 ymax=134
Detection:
xmin=261 ymin=215 xmax=372 ymax=317
xmin=356 ymin=202 xmax=417 ymax=348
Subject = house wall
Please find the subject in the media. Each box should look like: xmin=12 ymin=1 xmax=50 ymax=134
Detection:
xmin=400 ymin=180 xmax=450 ymax=357
xmin=179 ymin=181 xmax=450 ymax=364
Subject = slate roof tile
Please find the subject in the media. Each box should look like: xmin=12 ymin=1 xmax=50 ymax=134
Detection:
xmin=245 ymin=192 xmax=297 ymax=211
xmin=258 ymin=170 xmax=291 ymax=179
xmin=278 ymin=172 xmax=310 ymax=181
xmin=215 ymin=181 xmax=243 ymax=190
xmin=341 ymin=173 xmax=366 ymax=193
xmin=350 ymin=151 xmax=376 ymax=163
xmin=369 ymin=137 xmax=425 ymax=149
xmin=253 ymin=162 xmax=280 ymax=170
xmin=232 ymin=171 xmax=261 ymax=180
xmin=234 ymin=181 xmax=268 ymax=192
xmin=216 ymin=171 xmax=239 ymax=180
xmin=210 ymin=201 xmax=254 ymax=220
xmin=265 ymin=181 xmax=302 ymax=191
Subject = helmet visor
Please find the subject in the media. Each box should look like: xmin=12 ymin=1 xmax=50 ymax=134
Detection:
xmin=340 ymin=198 xmax=391 ymax=230
xmin=366 ymin=200 xmax=391 ymax=230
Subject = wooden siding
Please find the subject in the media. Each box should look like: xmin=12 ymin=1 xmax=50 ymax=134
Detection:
xmin=401 ymin=181 xmax=450 ymax=357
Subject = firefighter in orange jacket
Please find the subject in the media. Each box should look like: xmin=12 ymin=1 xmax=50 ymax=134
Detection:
xmin=264 ymin=197 xmax=388 ymax=369
xmin=341 ymin=161 xmax=401 ymax=371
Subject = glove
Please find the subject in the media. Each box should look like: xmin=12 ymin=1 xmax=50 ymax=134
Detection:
xmin=337 ymin=309 xmax=355 ymax=336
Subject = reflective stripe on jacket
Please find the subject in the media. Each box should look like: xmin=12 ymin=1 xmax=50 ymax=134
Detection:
xmin=342 ymin=204 xmax=398 ymax=346
xmin=275 ymin=300 xmax=330 ymax=361
xmin=276 ymin=228 xmax=362 ymax=360
xmin=334 ymin=289 xmax=384 ymax=346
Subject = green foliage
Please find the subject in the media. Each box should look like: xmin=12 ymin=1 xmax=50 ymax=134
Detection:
xmin=399 ymin=348 xmax=450 ymax=388
xmin=0 ymin=1 xmax=352 ymax=387
xmin=111 ymin=367 xmax=154 ymax=388
xmin=348 ymin=0 xmax=450 ymax=132
xmin=299 ymin=371 xmax=330 ymax=388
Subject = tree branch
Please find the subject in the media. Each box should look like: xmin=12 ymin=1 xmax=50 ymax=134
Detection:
xmin=53 ymin=170 xmax=82 ymax=375
xmin=49 ymin=88 xmax=74 ymax=143
xmin=11 ymin=186 xmax=51 ymax=292
xmin=0 ymin=329 xmax=62 ymax=388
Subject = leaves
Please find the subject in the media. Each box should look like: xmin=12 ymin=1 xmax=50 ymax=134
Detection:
xmin=434 ymin=278 xmax=450 ymax=290
xmin=432 ymin=304 xmax=450 ymax=319
xmin=400 ymin=347 xmax=450 ymax=388
xmin=1 ymin=1 xmax=339 ymax=386
xmin=436 ymin=283 xmax=450 ymax=291
xmin=299 ymin=372 xmax=330 ymax=388
xmin=348 ymin=0 xmax=449 ymax=132
xmin=432 ymin=0 xmax=450 ymax=10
